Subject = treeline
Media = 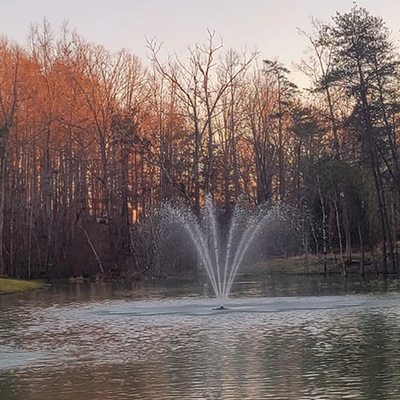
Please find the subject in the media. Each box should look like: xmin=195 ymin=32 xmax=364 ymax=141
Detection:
xmin=1 ymin=5 xmax=400 ymax=278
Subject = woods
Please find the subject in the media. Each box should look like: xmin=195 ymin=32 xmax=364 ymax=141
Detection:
xmin=1 ymin=6 xmax=400 ymax=279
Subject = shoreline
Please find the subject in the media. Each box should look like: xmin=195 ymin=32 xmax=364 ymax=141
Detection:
xmin=0 ymin=253 xmax=392 ymax=288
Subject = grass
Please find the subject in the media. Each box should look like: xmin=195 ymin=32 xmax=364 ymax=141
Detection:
xmin=242 ymin=255 xmax=323 ymax=276
xmin=0 ymin=278 xmax=45 ymax=295
xmin=262 ymin=255 xmax=323 ymax=274
xmin=242 ymin=253 xmax=375 ymax=276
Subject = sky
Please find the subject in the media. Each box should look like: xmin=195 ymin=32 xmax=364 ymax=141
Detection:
xmin=1 ymin=0 xmax=400 ymax=86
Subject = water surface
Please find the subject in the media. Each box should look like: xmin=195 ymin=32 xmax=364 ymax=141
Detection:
xmin=1 ymin=275 xmax=400 ymax=399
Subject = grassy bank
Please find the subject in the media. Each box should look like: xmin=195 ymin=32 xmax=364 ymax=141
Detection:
xmin=0 ymin=278 xmax=46 ymax=295
xmin=242 ymin=254 xmax=377 ymax=276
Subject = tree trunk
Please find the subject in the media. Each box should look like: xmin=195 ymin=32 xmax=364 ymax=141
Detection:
xmin=333 ymin=195 xmax=346 ymax=276
xmin=358 ymin=223 xmax=365 ymax=276
xmin=317 ymin=174 xmax=328 ymax=275
xmin=0 ymin=125 xmax=10 ymax=275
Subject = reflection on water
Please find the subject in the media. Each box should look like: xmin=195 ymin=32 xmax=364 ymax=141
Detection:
xmin=1 ymin=276 xmax=400 ymax=399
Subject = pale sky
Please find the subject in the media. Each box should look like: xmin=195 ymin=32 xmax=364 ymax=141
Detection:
xmin=1 ymin=0 xmax=400 ymax=86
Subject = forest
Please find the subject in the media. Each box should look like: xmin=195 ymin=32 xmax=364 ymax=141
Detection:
xmin=0 ymin=5 xmax=399 ymax=279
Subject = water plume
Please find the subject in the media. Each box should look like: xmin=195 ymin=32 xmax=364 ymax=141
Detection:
xmin=162 ymin=196 xmax=285 ymax=306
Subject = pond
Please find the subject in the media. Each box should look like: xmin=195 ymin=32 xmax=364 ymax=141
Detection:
xmin=1 ymin=274 xmax=400 ymax=399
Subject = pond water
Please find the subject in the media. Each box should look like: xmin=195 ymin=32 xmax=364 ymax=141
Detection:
xmin=1 ymin=274 xmax=400 ymax=399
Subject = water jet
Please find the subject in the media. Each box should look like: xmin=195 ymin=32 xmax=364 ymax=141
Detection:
xmin=162 ymin=196 xmax=283 ymax=307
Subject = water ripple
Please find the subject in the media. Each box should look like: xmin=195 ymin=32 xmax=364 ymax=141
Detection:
xmin=1 ymin=284 xmax=400 ymax=399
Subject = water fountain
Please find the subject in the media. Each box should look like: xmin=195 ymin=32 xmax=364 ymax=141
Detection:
xmin=162 ymin=196 xmax=284 ymax=308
